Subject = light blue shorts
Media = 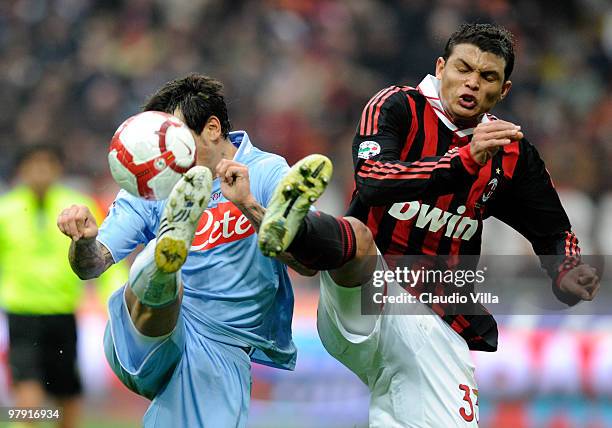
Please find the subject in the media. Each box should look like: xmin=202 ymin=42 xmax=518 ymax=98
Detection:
xmin=103 ymin=286 xmax=252 ymax=427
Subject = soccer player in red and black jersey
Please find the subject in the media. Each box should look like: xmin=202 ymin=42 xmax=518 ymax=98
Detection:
xmin=255 ymin=23 xmax=600 ymax=427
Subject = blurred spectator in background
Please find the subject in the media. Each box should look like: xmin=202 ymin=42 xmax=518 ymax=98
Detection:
xmin=0 ymin=145 xmax=125 ymax=428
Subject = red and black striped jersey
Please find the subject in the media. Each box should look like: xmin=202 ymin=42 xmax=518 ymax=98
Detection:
xmin=346 ymin=75 xmax=581 ymax=351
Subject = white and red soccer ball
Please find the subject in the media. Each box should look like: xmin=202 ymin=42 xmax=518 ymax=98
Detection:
xmin=108 ymin=111 xmax=197 ymax=200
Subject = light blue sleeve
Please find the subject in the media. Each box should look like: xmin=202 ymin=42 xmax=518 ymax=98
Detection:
xmin=97 ymin=190 xmax=160 ymax=262
xmin=255 ymin=155 xmax=291 ymax=208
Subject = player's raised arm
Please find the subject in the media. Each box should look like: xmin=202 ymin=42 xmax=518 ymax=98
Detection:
xmin=353 ymin=87 xmax=521 ymax=205
xmin=487 ymin=139 xmax=599 ymax=305
xmin=57 ymin=204 xmax=114 ymax=279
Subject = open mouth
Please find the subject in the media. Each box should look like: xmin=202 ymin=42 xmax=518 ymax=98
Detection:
xmin=458 ymin=94 xmax=477 ymax=109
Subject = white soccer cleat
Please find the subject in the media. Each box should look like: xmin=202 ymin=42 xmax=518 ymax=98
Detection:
xmin=155 ymin=166 xmax=212 ymax=273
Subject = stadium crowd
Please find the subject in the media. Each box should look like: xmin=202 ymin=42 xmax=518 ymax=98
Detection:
xmin=1 ymin=0 xmax=609 ymax=195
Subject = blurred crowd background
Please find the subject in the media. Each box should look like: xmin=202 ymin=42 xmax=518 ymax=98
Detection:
xmin=0 ymin=0 xmax=611 ymax=427
xmin=1 ymin=0 xmax=611 ymax=198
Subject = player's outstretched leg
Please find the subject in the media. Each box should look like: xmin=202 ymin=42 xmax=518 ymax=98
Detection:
xmin=259 ymin=155 xmax=377 ymax=287
xmin=126 ymin=166 xmax=211 ymax=336
xmin=104 ymin=167 xmax=213 ymax=405
xmin=259 ymin=154 xmax=333 ymax=257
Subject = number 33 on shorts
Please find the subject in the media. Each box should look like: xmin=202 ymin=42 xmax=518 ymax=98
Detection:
xmin=458 ymin=384 xmax=479 ymax=424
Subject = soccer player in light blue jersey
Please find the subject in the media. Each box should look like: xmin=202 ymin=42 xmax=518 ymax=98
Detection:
xmin=57 ymin=74 xmax=313 ymax=427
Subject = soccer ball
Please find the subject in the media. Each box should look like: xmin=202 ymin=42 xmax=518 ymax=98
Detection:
xmin=108 ymin=111 xmax=197 ymax=200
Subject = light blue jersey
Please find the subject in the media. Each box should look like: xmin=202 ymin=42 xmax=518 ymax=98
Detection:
xmin=98 ymin=131 xmax=296 ymax=369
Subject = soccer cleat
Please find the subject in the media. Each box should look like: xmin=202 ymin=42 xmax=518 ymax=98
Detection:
xmin=155 ymin=166 xmax=212 ymax=273
xmin=258 ymin=154 xmax=333 ymax=257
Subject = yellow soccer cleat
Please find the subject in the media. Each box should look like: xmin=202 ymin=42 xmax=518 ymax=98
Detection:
xmin=259 ymin=154 xmax=333 ymax=257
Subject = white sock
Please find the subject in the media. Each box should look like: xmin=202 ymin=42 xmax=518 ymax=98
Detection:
xmin=129 ymin=239 xmax=180 ymax=307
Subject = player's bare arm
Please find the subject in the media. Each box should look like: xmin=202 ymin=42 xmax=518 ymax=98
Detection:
xmin=68 ymin=239 xmax=114 ymax=280
xmin=57 ymin=204 xmax=114 ymax=279
xmin=216 ymin=159 xmax=316 ymax=276
xmin=470 ymin=120 xmax=523 ymax=164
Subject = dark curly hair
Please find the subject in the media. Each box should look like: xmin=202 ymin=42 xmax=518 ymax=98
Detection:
xmin=443 ymin=23 xmax=516 ymax=81
xmin=143 ymin=73 xmax=231 ymax=138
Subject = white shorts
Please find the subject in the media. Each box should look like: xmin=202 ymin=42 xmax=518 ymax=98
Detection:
xmin=317 ymin=252 xmax=479 ymax=428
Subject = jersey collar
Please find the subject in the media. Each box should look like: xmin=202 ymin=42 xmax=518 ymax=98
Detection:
xmin=229 ymin=130 xmax=253 ymax=162
xmin=417 ymin=74 xmax=492 ymax=138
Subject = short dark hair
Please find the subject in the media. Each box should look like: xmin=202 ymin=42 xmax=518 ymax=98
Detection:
xmin=16 ymin=143 xmax=64 ymax=168
xmin=443 ymin=23 xmax=516 ymax=81
xmin=143 ymin=74 xmax=231 ymax=138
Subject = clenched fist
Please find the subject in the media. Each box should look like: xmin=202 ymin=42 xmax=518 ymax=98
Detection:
xmin=470 ymin=120 xmax=524 ymax=165
xmin=57 ymin=204 xmax=98 ymax=242
xmin=216 ymin=159 xmax=255 ymax=207
xmin=559 ymin=263 xmax=600 ymax=302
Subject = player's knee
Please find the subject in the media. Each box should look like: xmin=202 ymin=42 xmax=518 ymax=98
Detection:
xmin=343 ymin=217 xmax=375 ymax=258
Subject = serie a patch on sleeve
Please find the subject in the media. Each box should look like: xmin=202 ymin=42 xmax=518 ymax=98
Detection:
xmin=358 ymin=141 xmax=381 ymax=159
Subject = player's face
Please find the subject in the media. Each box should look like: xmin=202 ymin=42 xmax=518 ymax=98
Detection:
xmin=18 ymin=151 xmax=62 ymax=195
xmin=173 ymin=108 xmax=222 ymax=171
xmin=435 ymin=43 xmax=512 ymax=127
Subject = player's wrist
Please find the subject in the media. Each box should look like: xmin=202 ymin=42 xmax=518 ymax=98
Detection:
xmin=553 ymin=260 xmax=582 ymax=306
xmin=234 ymin=194 xmax=258 ymax=210
xmin=458 ymin=145 xmax=483 ymax=175
xmin=73 ymin=235 xmax=98 ymax=245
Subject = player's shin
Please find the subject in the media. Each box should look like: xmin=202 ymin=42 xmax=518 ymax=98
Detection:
xmin=286 ymin=212 xmax=358 ymax=271
xmin=129 ymin=239 xmax=180 ymax=308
